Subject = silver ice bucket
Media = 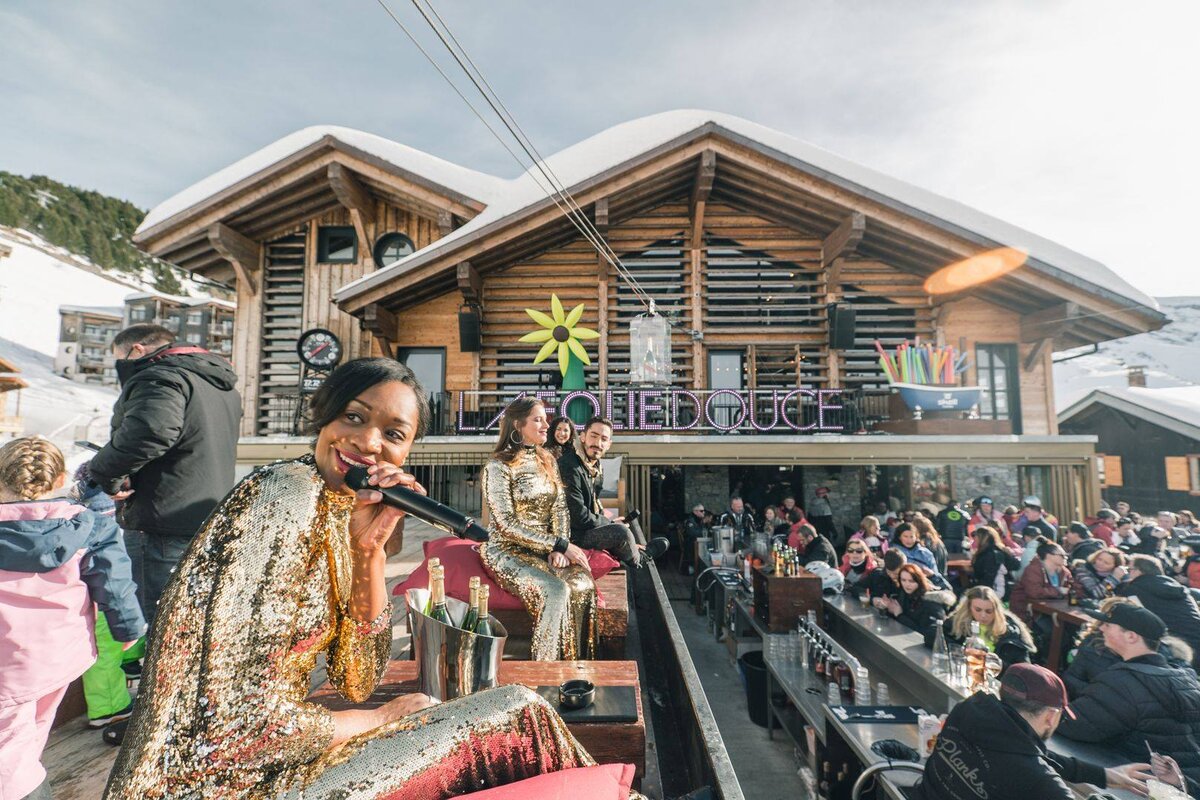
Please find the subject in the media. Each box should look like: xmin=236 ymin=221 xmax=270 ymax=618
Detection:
xmin=405 ymin=588 xmax=508 ymax=701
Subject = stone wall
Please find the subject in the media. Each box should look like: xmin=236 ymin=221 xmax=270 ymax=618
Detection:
xmin=683 ymin=465 xmax=730 ymax=517
xmin=951 ymin=464 xmax=1020 ymax=508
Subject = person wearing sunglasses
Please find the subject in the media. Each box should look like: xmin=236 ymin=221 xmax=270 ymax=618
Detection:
xmin=840 ymin=542 xmax=878 ymax=594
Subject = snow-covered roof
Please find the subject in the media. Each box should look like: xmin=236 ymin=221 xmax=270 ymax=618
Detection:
xmin=1059 ymin=385 xmax=1200 ymax=442
xmin=124 ymin=290 xmax=235 ymax=311
xmin=136 ymin=126 xmax=507 ymax=235
xmin=59 ymin=305 xmax=123 ymax=319
xmin=333 ymin=109 xmax=1159 ymax=315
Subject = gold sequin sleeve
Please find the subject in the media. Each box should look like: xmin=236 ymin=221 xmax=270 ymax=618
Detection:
xmin=551 ymin=476 xmax=571 ymax=544
xmin=482 ymin=457 xmax=558 ymax=554
xmin=325 ymin=586 xmax=392 ymax=702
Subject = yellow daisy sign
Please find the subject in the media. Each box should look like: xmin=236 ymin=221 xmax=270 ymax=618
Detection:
xmin=519 ymin=294 xmax=599 ymax=378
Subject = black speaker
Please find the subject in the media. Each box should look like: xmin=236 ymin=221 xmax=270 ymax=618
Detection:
xmin=827 ymin=302 xmax=856 ymax=350
xmin=458 ymin=306 xmax=482 ymax=352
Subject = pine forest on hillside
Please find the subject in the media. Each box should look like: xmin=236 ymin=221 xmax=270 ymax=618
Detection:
xmin=0 ymin=171 xmax=186 ymax=294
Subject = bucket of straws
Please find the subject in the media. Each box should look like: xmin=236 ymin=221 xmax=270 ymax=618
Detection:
xmin=405 ymin=588 xmax=508 ymax=701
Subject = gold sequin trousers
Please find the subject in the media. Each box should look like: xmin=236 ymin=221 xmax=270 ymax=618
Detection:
xmin=101 ymin=455 xmax=615 ymax=799
xmin=479 ymin=449 xmax=597 ymax=660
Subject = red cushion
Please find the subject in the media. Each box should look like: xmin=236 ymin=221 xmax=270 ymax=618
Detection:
xmin=454 ymin=764 xmax=635 ymax=800
xmin=392 ymin=537 xmax=619 ymax=610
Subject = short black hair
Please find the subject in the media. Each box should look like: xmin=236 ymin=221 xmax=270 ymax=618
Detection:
xmin=883 ymin=549 xmax=907 ymax=571
xmin=304 ymin=357 xmax=430 ymax=440
xmin=584 ymin=416 xmax=614 ymax=433
xmin=113 ymin=324 xmax=174 ymax=351
xmin=1129 ymin=554 xmax=1164 ymax=577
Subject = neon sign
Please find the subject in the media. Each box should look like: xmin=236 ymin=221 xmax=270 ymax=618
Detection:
xmin=455 ymin=389 xmax=845 ymax=433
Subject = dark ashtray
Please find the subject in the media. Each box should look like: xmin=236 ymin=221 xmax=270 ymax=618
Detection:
xmin=558 ymin=679 xmax=595 ymax=710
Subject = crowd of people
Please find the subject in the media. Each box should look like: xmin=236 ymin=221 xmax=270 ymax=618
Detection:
xmin=694 ymin=489 xmax=1200 ymax=796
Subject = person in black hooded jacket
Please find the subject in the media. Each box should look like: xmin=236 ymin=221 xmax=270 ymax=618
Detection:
xmin=1056 ymin=603 xmax=1200 ymax=795
xmin=1116 ymin=555 xmax=1200 ymax=662
xmin=89 ymin=324 xmax=241 ymax=635
xmin=915 ymin=664 xmax=1154 ymax=800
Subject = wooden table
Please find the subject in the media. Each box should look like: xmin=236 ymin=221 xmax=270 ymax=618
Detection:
xmin=310 ymin=660 xmax=646 ymax=777
xmin=1030 ymin=599 xmax=1093 ymax=673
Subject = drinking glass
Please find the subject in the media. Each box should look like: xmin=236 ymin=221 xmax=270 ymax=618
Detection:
xmin=948 ymin=646 xmax=967 ymax=686
xmin=789 ymin=631 xmax=801 ymax=664
xmin=983 ymin=653 xmax=1003 ymax=692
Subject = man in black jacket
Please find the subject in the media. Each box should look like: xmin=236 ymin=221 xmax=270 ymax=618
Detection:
xmin=795 ymin=523 xmax=837 ymax=569
xmin=916 ymin=663 xmax=1154 ymax=799
xmin=1064 ymin=522 xmax=1104 ymax=563
xmin=1117 ymin=555 xmax=1200 ymax=659
xmin=557 ymin=417 xmax=668 ymax=568
xmin=89 ymin=324 xmax=241 ymax=634
xmin=1056 ymin=603 xmax=1200 ymax=794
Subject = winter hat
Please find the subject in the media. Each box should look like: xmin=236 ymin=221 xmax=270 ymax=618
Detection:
xmin=1001 ymin=664 xmax=1075 ymax=719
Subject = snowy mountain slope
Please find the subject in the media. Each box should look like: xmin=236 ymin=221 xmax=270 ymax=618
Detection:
xmin=1054 ymin=296 xmax=1200 ymax=410
xmin=0 ymin=226 xmax=144 ymax=355
xmin=0 ymin=337 xmax=116 ymax=451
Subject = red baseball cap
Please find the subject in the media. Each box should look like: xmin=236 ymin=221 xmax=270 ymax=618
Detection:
xmin=1000 ymin=663 xmax=1075 ymax=719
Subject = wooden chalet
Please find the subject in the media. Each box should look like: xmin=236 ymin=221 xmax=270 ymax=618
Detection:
xmin=134 ymin=111 xmax=1166 ymax=529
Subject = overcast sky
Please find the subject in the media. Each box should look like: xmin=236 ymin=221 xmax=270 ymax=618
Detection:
xmin=2 ymin=1 xmax=1197 ymax=297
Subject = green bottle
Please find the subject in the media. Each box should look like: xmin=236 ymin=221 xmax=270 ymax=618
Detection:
xmin=428 ymin=565 xmax=453 ymax=626
xmin=461 ymin=576 xmax=481 ymax=631
xmin=474 ymin=585 xmax=494 ymax=637
xmin=422 ymin=557 xmax=441 ymax=616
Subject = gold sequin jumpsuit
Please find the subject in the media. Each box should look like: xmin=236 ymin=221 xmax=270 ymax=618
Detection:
xmin=102 ymin=455 xmax=603 ymax=800
xmin=480 ymin=447 xmax=598 ymax=661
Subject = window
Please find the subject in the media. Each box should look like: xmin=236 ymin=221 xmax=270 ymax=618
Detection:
xmin=1165 ymin=456 xmax=1200 ymax=495
xmin=129 ymin=306 xmax=150 ymax=322
xmin=976 ymin=344 xmax=1022 ymax=434
xmin=707 ymin=350 xmax=744 ymax=429
xmin=396 ymin=348 xmax=446 ymax=398
xmin=185 ymin=332 xmax=202 ymax=345
xmin=186 ymin=311 xmax=204 ymax=326
xmin=1097 ymin=454 xmax=1123 ymax=487
xmin=373 ymin=233 xmax=416 ymax=269
xmin=317 ymin=226 xmax=358 ymax=263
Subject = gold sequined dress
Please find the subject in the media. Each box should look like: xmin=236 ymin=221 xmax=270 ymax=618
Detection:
xmin=480 ymin=447 xmax=598 ymax=661
xmin=102 ymin=455 xmax=602 ymax=800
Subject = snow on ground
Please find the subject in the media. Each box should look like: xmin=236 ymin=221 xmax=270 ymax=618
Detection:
xmin=1053 ymin=296 xmax=1200 ymax=410
xmin=0 ymin=227 xmax=142 ymax=355
xmin=0 ymin=337 xmax=116 ymax=457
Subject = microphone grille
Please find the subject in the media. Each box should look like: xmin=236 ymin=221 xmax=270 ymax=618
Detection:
xmin=344 ymin=465 xmax=371 ymax=490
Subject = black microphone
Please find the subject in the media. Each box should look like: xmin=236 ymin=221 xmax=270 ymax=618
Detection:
xmin=344 ymin=465 xmax=489 ymax=542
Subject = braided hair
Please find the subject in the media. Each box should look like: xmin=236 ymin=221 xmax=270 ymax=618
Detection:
xmin=0 ymin=437 xmax=66 ymax=500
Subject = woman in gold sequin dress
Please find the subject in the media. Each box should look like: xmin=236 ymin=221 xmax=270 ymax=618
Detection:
xmin=103 ymin=359 xmax=627 ymax=800
xmin=481 ymin=398 xmax=597 ymax=661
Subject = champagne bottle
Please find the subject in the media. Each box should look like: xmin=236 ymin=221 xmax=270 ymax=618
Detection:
xmin=474 ymin=585 xmax=494 ymax=636
xmin=428 ymin=565 xmax=453 ymax=625
xmin=422 ymin=557 xmax=441 ymax=615
xmin=461 ymin=576 xmax=481 ymax=631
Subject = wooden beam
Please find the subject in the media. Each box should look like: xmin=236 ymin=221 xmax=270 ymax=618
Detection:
xmin=594 ymin=197 xmax=609 ymax=232
xmin=1021 ymin=302 xmax=1080 ymax=343
xmin=822 ymin=212 xmax=866 ymax=265
xmin=361 ymin=303 xmax=399 ymax=354
xmin=437 ymin=210 xmax=454 ymax=239
xmin=207 ymin=222 xmax=260 ymax=294
xmin=327 ymin=163 xmax=373 ymax=252
xmin=1023 ymin=337 xmax=1050 ymax=371
xmin=689 ymin=151 xmax=716 ymax=250
xmin=456 ymin=261 xmax=482 ymax=305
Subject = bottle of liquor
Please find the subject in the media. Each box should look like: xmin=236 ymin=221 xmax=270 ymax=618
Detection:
xmin=964 ymin=620 xmax=988 ymax=690
xmin=461 ymin=576 xmax=481 ymax=631
xmin=474 ymin=585 xmax=494 ymax=636
xmin=428 ymin=565 xmax=453 ymax=625
xmin=836 ymin=659 xmax=854 ymax=701
xmin=422 ymin=557 xmax=442 ymax=615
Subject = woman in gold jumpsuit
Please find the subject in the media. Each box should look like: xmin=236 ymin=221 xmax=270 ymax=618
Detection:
xmin=103 ymin=359 xmax=631 ymax=800
xmin=481 ymin=398 xmax=597 ymax=661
